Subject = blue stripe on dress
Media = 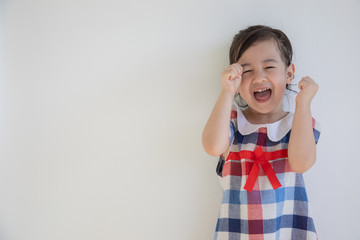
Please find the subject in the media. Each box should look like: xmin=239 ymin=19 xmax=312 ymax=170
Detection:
xmin=215 ymin=215 xmax=316 ymax=234
xmin=221 ymin=187 xmax=308 ymax=204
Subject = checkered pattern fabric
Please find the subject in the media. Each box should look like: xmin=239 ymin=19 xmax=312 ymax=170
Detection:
xmin=214 ymin=105 xmax=320 ymax=240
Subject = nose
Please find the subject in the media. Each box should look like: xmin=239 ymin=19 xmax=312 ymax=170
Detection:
xmin=252 ymin=69 xmax=267 ymax=83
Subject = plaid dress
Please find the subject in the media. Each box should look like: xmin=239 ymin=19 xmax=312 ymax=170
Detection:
xmin=214 ymin=103 xmax=321 ymax=240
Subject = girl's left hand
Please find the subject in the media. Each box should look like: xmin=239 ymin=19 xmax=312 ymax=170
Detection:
xmin=296 ymin=76 xmax=319 ymax=106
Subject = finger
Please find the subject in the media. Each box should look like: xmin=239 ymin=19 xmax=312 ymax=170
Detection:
xmin=302 ymin=76 xmax=312 ymax=83
xmin=233 ymin=68 xmax=241 ymax=78
xmin=230 ymin=65 xmax=238 ymax=78
xmin=232 ymin=68 xmax=237 ymax=78
xmin=228 ymin=64 xmax=242 ymax=80
xmin=234 ymin=63 xmax=243 ymax=75
xmin=227 ymin=72 xmax=233 ymax=80
xmin=229 ymin=69 xmax=236 ymax=80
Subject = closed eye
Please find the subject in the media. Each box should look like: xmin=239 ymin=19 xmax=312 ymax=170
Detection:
xmin=265 ymin=66 xmax=275 ymax=69
xmin=243 ymin=70 xmax=252 ymax=74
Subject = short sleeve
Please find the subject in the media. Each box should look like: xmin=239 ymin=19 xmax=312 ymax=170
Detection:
xmin=217 ymin=104 xmax=238 ymax=177
xmin=312 ymin=117 xmax=321 ymax=144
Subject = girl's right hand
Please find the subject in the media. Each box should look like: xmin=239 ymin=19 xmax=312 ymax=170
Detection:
xmin=221 ymin=63 xmax=243 ymax=95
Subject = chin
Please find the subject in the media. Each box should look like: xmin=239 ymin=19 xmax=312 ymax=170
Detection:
xmin=247 ymin=103 xmax=280 ymax=114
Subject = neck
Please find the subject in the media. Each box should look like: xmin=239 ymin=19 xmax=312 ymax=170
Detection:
xmin=243 ymin=106 xmax=288 ymax=124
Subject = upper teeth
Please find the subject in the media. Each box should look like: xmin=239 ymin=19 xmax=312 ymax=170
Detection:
xmin=254 ymin=88 xmax=270 ymax=93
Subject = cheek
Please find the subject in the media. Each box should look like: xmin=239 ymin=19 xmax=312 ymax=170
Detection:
xmin=271 ymin=72 xmax=288 ymax=86
xmin=238 ymin=79 xmax=250 ymax=95
xmin=268 ymin=70 xmax=282 ymax=78
xmin=273 ymin=81 xmax=287 ymax=98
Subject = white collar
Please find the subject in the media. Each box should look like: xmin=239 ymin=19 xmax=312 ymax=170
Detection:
xmin=234 ymin=103 xmax=294 ymax=142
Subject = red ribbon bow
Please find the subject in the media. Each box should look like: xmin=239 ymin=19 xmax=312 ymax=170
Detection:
xmin=243 ymin=147 xmax=282 ymax=192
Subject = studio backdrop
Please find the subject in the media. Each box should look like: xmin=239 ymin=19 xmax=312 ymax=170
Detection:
xmin=1 ymin=0 xmax=359 ymax=239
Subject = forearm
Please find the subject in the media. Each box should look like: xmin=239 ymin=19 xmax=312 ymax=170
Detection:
xmin=288 ymin=103 xmax=316 ymax=173
xmin=202 ymin=90 xmax=234 ymax=156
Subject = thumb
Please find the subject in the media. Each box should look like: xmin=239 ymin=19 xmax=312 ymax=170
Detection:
xmin=234 ymin=75 xmax=242 ymax=87
xmin=298 ymin=81 xmax=304 ymax=91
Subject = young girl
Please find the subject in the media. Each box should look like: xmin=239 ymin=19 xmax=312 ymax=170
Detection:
xmin=202 ymin=25 xmax=320 ymax=240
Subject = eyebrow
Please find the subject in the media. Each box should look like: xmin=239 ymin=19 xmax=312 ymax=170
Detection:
xmin=241 ymin=59 xmax=278 ymax=68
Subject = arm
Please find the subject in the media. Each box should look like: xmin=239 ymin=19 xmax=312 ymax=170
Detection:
xmin=202 ymin=63 xmax=243 ymax=156
xmin=202 ymin=90 xmax=234 ymax=156
xmin=288 ymin=76 xmax=319 ymax=173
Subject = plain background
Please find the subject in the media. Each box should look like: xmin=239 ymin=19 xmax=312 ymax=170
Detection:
xmin=1 ymin=0 xmax=360 ymax=239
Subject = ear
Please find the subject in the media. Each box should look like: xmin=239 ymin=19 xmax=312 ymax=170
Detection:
xmin=286 ymin=63 xmax=295 ymax=84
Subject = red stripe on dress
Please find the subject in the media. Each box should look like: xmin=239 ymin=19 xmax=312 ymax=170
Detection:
xmin=227 ymin=149 xmax=288 ymax=161
xmin=222 ymin=149 xmax=288 ymax=177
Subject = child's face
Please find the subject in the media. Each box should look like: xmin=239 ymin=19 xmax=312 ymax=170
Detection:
xmin=237 ymin=39 xmax=294 ymax=115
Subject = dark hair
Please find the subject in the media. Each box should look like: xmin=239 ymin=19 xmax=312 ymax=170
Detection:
xmin=230 ymin=25 xmax=296 ymax=109
xmin=229 ymin=25 xmax=293 ymax=67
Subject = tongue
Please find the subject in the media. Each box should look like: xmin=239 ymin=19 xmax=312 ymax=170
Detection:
xmin=254 ymin=89 xmax=271 ymax=101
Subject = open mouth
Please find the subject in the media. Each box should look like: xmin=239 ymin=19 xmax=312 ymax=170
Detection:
xmin=253 ymin=88 xmax=272 ymax=102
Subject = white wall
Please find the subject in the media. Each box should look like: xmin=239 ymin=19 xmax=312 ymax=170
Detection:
xmin=1 ymin=0 xmax=359 ymax=239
